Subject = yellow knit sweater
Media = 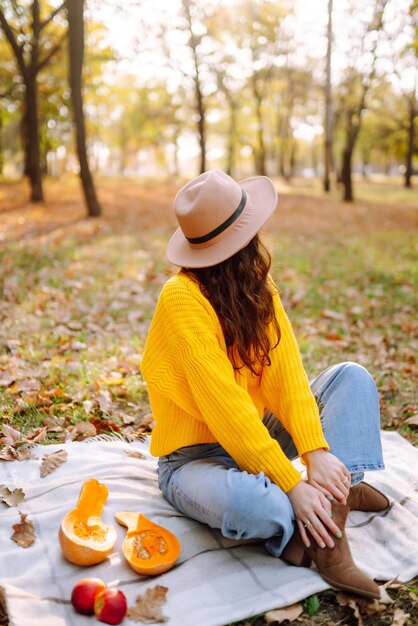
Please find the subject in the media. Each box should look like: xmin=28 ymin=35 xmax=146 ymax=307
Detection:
xmin=141 ymin=272 xmax=329 ymax=493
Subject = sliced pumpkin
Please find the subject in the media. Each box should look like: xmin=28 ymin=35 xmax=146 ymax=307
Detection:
xmin=59 ymin=479 xmax=117 ymax=566
xmin=115 ymin=511 xmax=180 ymax=575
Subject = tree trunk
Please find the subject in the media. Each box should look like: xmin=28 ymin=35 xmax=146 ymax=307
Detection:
xmin=195 ymin=81 xmax=206 ymax=173
xmin=341 ymin=143 xmax=354 ymax=202
xmin=253 ymin=79 xmax=266 ymax=176
xmin=25 ymin=2 xmax=44 ymax=202
xmin=324 ymin=0 xmax=333 ymax=192
xmin=0 ymin=108 xmax=3 ymax=177
xmin=67 ymin=0 xmax=101 ymax=217
xmin=289 ymin=138 xmax=297 ymax=179
xmin=405 ymin=98 xmax=415 ymax=189
xmin=182 ymin=0 xmax=206 ymax=174
xmin=25 ymin=79 xmax=44 ymax=201
xmin=226 ymin=99 xmax=237 ymax=176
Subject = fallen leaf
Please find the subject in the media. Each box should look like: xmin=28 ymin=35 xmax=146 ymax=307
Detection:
xmin=42 ymin=416 xmax=65 ymax=432
xmin=0 ymin=485 xmax=25 ymax=507
xmin=102 ymin=377 xmax=125 ymax=386
xmin=72 ymin=421 xmax=97 ymax=440
xmin=97 ymin=389 xmax=113 ymax=414
xmin=11 ymin=512 xmax=36 ymax=548
xmin=137 ymin=414 xmax=155 ymax=433
xmin=40 ymin=449 xmax=68 ymax=477
xmin=320 ymin=309 xmax=345 ymax=320
xmin=392 ymin=608 xmax=411 ymax=626
xmin=378 ymin=577 xmax=398 ymax=603
xmin=405 ymin=413 xmax=418 ymax=427
xmin=82 ymin=399 xmax=95 ymax=415
xmin=124 ymin=449 xmax=146 ymax=460
xmin=10 ymin=378 xmax=41 ymax=393
xmin=360 ymin=598 xmax=386 ymax=616
xmin=127 ymin=585 xmax=169 ymax=623
xmin=264 ymin=603 xmax=303 ymax=624
xmin=0 ymin=373 xmax=14 ymax=386
xmin=26 ymin=427 xmax=47 ymax=443
xmin=90 ymin=418 xmax=121 ymax=434
xmin=408 ymin=591 xmax=418 ymax=603
xmin=0 ymin=424 xmax=22 ymax=446
xmin=336 ymin=592 xmax=363 ymax=626
xmin=0 ymin=445 xmax=34 ymax=461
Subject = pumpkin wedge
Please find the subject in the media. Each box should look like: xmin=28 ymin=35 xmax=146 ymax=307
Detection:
xmin=115 ymin=511 xmax=180 ymax=575
xmin=59 ymin=479 xmax=117 ymax=566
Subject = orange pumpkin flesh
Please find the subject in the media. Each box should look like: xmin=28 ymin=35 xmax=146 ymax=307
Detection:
xmin=115 ymin=511 xmax=180 ymax=575
xmin=59 ymin=479 xmax=117 ymax=566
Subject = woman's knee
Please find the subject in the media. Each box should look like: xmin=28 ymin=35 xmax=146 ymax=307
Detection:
xmin=336 ymin=361 xmax=377 ymax=392
xmin=221 ymin=469 xmax=295 ymax=540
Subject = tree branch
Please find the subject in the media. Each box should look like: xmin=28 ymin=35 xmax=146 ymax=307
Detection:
xmin=0 ymin=8 xmax=28 ymax=80
xmin=36 ymin=30 xmax=68 ymax=73
xmin=10 ymin=0 xmax=27 ymax=40
xmin=40 ymin=2 xmax=66 ymax=32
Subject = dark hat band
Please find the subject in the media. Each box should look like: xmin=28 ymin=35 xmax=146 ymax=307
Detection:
xmin=185 ymin=189 xmax=247 ymax=245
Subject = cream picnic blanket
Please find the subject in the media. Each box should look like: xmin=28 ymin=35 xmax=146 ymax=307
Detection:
xmin=0 ymin=430 xmax=417 ymax=626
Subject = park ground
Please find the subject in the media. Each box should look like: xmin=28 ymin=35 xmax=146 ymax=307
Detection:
xmin=0 ymin=176 xmax=417 ymax=626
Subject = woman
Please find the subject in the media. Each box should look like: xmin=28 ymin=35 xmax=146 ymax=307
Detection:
xmin=141 ymin=170 xmax=388 ymax=599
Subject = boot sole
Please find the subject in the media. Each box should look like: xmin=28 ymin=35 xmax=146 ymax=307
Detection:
xmin=321 ymin=575 xmax=381 ymax=599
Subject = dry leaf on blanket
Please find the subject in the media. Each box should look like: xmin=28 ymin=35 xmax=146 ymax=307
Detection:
xmin=127 ymin=585 xmax=169 ymax=623
xmin=336 ymin=593 xmax=363 ymax=626
xmin=0 ymin=485 xmax=25 ymax=507
xmin=11 ymin=512 xmax=36 ymax=548
xmin=40 ymin=449 xmax=68 ymax=477
xmin=392 ymin=608 xmax=411 ymax=626
xmin=124 ymin=449 xmax=146 ymax=459
xmin=264 ymin=603 xmax=303 ymax=624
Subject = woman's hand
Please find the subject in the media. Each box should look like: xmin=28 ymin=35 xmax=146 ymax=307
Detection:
xmin=303 ymin=449 xmax=351 ymax=503
xmin=287 ymin=480 xmax=342 ymax=549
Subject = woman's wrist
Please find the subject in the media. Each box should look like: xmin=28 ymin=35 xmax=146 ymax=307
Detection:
xmin=302 ymin=448 xmax=328 ymax=464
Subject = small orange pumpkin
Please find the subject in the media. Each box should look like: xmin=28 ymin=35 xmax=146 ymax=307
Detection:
xmin=115 ymin=511 xmax=180 ymax=575
xmin=59 ymin=479 xmax=117 ymax=566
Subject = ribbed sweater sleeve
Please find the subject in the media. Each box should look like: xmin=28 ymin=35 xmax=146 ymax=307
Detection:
xmin=142 ymin=277 xmax=303 ymax=492
xmin=260 ymin=286 xmax=329 ymax=459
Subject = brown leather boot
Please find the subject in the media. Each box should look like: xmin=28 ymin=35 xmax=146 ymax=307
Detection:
xmin=346 ymin=483 xmax=389 ymax=512
xmin=281 ymin=501 xmax=380 ymax=599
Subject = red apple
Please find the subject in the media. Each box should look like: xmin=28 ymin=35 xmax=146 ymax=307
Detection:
xmin=71 ymin=577 xmax=106 ymax=615
xmin=94 ymin=588 xmax=128 ymax=625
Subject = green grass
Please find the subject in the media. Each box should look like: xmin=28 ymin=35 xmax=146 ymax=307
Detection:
xmin=0 ymin=225 xmax=416 ymax=444
xmin=276 ymin=174 xmax=418 ymax=206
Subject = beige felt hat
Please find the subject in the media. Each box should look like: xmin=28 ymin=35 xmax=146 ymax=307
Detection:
xmin=167 ymin=169 xmax=278 ymax=268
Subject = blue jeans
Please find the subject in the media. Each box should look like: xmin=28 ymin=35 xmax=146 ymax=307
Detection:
xmin=157 ymin=362 xmax=385 ymax=557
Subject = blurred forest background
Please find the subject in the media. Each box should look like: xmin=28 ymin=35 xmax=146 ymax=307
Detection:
xmin=0 ymin=2 xmax=417 ymax=624
xmin=0 ymin=0 xmax=417 ymax=211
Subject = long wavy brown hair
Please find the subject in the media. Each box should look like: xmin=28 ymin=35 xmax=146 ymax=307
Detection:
xmin=181 ymin=234 xmax=280 ymax=375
